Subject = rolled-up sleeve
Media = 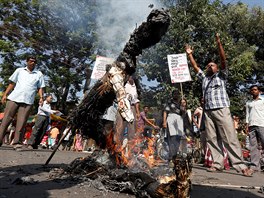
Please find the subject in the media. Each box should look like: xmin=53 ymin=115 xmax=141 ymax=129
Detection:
xmin=196 ymin=69 xmax=205 ymax=80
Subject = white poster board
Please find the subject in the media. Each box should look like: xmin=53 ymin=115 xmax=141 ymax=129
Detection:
xmin=167 ymin=53 xmax=192 ymax=83
xmin=91 ymin=56 xmax=114 ymax=80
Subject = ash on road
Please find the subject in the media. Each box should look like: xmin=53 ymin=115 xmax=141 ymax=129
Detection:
xmin=0 ymin=145 xmax=263 ymax=198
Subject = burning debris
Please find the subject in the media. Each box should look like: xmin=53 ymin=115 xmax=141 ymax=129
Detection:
xmin=46 ymin=8 xmax=192 ymax=198
xmin=50 ymin=152 xmax=192 ymax=198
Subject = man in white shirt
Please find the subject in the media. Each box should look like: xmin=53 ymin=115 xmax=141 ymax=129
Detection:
xmin=0 ymin=56 xmax=45 ymax=148
xmin=246 ymin=85 xmax=264 ymax=172
xmin=27 ymin=94 xmax=59 ymax=149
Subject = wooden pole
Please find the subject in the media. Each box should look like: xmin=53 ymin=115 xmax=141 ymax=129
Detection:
xmin=180 ymin=82 xmax=184 ymax=99
xmin=45 ymin=125 xmax=72 ymax=166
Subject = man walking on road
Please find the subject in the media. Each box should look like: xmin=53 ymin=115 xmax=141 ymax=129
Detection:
xmin=27 ymin=94 xmax=60 ymax=149
xmin=185 ymin=33 xmax=253 ymax=177
xmin=0 ymin=56 xmax=45 ymax=149
xmin=246 ymin=85 xmax=264 ymax=172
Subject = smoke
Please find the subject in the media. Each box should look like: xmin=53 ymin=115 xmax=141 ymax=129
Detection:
xmin=41 ymin=0 xmax=163 ymax=58
xmin=95 ymin=0 xmax=163 ymax=58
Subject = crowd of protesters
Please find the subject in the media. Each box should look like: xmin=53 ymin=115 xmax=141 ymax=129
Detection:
xmin=0 ymin=33 xmax=263 ymax=179
xmin=0 ymin=56 xmax=93 ymax=153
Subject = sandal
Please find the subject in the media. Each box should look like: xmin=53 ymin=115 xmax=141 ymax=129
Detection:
xmin=241 ymin=168 xmax=254 ymax=177
xmin=207 ymin=167 xmax=223 ymax=173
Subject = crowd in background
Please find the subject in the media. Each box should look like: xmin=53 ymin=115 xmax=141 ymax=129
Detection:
xmin=0 ymin=36 xmax=263 ymax=178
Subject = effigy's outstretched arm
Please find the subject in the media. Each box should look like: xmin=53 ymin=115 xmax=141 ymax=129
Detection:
xmin=108 ymin=62 xmax=134 ymax=123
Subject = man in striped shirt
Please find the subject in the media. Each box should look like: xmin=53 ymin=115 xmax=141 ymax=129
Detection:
xmin=185 ymin=33 xmax=253 ymax=177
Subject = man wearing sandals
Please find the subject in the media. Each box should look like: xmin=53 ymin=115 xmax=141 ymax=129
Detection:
xmin=185 ymin=33 xmax=253 ymax=177
xmin=246 ymin=85 xmax=264 ymax=172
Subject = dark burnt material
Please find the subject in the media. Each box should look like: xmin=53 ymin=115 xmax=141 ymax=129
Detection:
xmin=68 ymin=9 xmax=170 ymax=147
xmin=52 ymin=153 xmax=192 ymax=198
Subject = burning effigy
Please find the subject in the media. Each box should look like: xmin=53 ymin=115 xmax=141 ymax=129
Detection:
xmin=68 ymin=9 xmax=171 ymax=147
xmin=48 ymin=9 xmax=192 ymax=198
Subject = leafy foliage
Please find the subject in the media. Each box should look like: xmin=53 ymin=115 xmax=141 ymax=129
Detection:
xmin=0 ymin=0 xmax=97 ymax=113
xmin=139 ymin=0 xmax=263 ymax=117
xmin=0 ymin=0 xmax=263 ymax=118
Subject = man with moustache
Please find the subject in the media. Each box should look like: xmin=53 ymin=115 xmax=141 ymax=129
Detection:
xmin=0 ymin=56 xmax=45 ymax=149
xmin=246 ymin=85 xmax=264 ymax=172
xmin=185 ymin=33 xmax=253 ymax=177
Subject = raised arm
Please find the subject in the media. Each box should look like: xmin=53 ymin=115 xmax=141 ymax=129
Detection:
xmin=185 ymin=44 xmax=200 ymax=73
xmin=216 ymin=33 xmax=226 ymax=70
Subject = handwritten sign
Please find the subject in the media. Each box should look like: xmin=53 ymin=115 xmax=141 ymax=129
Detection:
xmin=167 ymin=53 xmax=192 ymax=83
xmin=91 ymin=56 xmax=114 ymax=80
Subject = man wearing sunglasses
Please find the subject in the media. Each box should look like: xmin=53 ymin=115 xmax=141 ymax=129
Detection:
xmin=0 ymin=56 xmax=45 ymax=149
xmin=185 ymin=33 xmax=253 ymax=177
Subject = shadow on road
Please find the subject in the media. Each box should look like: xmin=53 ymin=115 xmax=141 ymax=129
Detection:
xmin=0 ymin=145 xmax=263 ymax=198
xmin=0 ymin=163 xmax=78 ymax=198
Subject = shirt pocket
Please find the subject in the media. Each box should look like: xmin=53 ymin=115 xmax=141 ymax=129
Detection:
xmin=27 ymin=76 xmax=39 ymax=87
xmin=210 ymin=80 xmax=221 ymax=90
xmin=256 ymin=102 xmax=264 ymax=111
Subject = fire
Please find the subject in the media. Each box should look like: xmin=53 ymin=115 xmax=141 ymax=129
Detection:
xmin=105 ymin=130 xmax=161 ymax=169
xmin=142 ymin=137 xmax=156 ymax=168
xmin=66 ymin=127 xmax=192 ymax=198
xmin=158 ymin=175 xmax=176 ymax=184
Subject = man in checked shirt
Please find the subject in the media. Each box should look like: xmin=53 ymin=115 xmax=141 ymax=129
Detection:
xmin=185 ymin=33 xmax=253 ymax=177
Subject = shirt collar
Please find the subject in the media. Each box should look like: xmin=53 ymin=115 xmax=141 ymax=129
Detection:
xmin=24 ymin=66 xmax=37 ymax=73
xmin=251 ymin=96 xmax=263 ymax=102
xmin=128 ymin=83 xmax=136 ymax=87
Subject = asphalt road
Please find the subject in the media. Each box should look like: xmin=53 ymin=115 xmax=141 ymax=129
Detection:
xmin=0 ymin=145 xmax=263 ymax=198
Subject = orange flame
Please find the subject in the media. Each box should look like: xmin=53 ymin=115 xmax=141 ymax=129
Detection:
xmin=158 ymin=175 xmax=176 ymax=184
xmin=142 ymin=137 xmax=155 ymax=168
xmin=105 ymin=131 xmax=129 ymax=166
xmin=105 ymin=130 xmax=163 ymax=169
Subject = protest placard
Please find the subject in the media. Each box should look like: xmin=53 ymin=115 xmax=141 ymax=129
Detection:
xmin=167 ymin=53 xmax=192 ymax=83
xmin=91 ymin=56 xmax=114 ymax=80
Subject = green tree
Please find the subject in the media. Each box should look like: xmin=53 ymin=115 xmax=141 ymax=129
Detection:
xmin=0 ymin=0 xmax=98 ymax=113
xmin=139 ymin=0 xmax=260 ymax=117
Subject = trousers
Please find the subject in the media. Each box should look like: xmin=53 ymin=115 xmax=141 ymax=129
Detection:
xmin=205 ymin=107 xmax=247 ymax=170
xmin=0 ymin=100 xmax=32 ymax=145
